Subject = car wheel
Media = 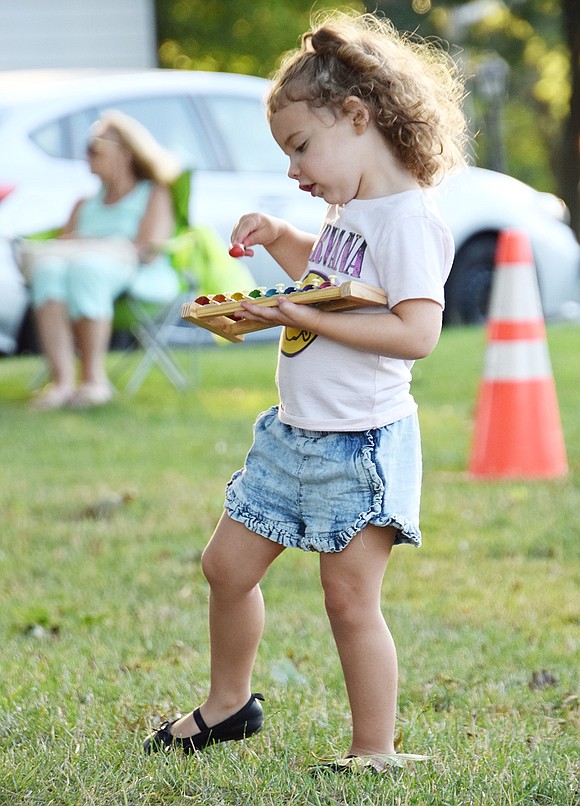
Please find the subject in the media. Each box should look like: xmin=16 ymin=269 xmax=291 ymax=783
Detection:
xmin=444 ymin=233 xmax=498 ymax=325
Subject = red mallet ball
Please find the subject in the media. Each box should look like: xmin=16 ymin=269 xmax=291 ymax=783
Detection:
xmin=229 ymin=242 xmax=245 ymax=258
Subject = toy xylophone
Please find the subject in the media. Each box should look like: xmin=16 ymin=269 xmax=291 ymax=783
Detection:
xmin=181 ymin=278 xmax=388 ymax=342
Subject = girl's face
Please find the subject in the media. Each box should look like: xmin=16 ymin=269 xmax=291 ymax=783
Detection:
xmin=270 ymin=100 xmax=370 ymax=205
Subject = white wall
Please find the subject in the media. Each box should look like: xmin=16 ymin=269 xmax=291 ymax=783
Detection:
xmin=0 ymin=0 xmax=157 ymax=70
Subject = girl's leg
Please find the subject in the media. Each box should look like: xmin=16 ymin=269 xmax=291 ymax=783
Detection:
xmin=171 ymin=513 xmax=285 ymax=738
xmin=319 ymin=524 xmax=398 ymax=756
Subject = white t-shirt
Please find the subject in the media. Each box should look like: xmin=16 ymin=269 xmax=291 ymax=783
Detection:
xmin=276 ymin=189 xmax=454 ymax=431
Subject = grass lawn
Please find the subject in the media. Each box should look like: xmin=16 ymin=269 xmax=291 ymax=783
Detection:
xmin=0 ymin=324 xmax=578 ymax=805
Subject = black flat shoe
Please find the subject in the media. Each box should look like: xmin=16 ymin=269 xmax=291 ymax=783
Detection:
xmin=143 ymin=693 xmax=264 ymax=755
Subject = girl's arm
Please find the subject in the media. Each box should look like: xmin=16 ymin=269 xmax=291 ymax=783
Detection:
xmin=231 ymin=213 xmax=316 ymax=281
xmin=239 ymin=295 xmax=443 ymax=360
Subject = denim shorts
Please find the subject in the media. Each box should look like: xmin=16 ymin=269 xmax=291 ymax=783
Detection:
xmin=224 ymin=406 xmax=422 ymax=553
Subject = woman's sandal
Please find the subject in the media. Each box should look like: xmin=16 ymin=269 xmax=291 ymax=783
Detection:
xmin=309 ymin=752 xmax=430 ymax=775
xmin=68 ymin=382 xmax=114 ymax=409
xmin=143 ymin=694 xmax=265 ymax=755
xmin=30 ymin=384 xmax=75 ymax=410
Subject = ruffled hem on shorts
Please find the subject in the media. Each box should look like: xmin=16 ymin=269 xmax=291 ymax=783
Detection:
xmin=224 ymin=476 xmax=421 ymax=554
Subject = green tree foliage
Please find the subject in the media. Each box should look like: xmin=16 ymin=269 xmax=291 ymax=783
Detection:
xmin=561 ymin=0 xmax=580 ymax=233
xmin=155 ymin=1 xmax=580 ymax=233
xmin=155 ymin=0 xmax=364 ymax=78
xmin=370 ymin=1 xmax=580 ymax=232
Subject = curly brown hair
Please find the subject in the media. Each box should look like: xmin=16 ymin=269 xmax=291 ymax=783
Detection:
xmin=267 ymin=11 xmax=468 ymax=187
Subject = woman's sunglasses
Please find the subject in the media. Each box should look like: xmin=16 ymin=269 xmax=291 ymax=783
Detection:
xmin=86 ymin=137 xmax=121 ymax=157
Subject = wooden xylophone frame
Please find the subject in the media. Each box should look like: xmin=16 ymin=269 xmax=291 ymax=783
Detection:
xmin=180 ymin=280 xmax=388 ymax=342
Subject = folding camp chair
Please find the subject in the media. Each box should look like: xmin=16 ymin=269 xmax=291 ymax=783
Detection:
xmin=113 ymin=172 xmax=256 ymax=394
xmin=19 ymin=170 xmax=255 ymax=395
xmin=112 ymin=265 xmax=201 ymax=395
xmin=111 ymin=170 xmax=201 ymax=394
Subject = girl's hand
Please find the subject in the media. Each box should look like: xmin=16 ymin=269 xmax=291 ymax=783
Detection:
xmin=239 ymin=297 xmax=444 ymax=360
xmin=230 ymin=213 xmax=316 ymax=281
xmin=237 ymin=295 xmax=323 ymax=331
xmin=229 ymin=213 xmax=284 ymax=258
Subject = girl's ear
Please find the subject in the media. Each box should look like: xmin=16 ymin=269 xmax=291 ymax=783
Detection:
xmin=342 ymin=96 xmax=370 ymax=131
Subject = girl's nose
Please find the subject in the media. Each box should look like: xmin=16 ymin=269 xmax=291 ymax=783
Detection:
xmin=288 ymin=159 xmax=300 ymax=180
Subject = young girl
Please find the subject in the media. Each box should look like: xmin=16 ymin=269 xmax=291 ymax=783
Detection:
xmin=145 ymin=11 xmax=466 ymax=772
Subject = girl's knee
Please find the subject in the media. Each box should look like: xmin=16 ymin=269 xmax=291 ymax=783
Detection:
xmin=322 ymin=572 xmax=379 ymax=627
xmin=200 ymin=530 xmax=272 ymax=596
xmin=200 ymin=544 xmax=220 ymax=586
xmin=200 ymin=543 xmax=240 ymax=592
xmin=322 ymin=578 xmax=356 ymax=623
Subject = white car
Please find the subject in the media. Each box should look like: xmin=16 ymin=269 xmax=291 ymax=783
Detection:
xmin=0 ymin=68 xmax=578 ymax=353
xmin=435 ymin=167 xmax=580 ymax=324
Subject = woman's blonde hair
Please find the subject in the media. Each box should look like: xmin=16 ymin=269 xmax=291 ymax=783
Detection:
xmin=267 ymin=11 xmax=468 ymax=187
xmin=90 ymin=110 xmax=181 ymax=185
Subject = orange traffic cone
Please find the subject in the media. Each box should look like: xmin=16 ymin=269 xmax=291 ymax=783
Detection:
xmin=468 ymin=228 xmax=568 ymax=479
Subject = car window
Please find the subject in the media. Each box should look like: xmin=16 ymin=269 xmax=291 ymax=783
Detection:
xmin=202 ymin=95 xmax=287 ymax=173
xmin=30 ymin=95 xmax=218 ymax=170
xmin=99 ymin=95 xmax=216 ymax=171
xmin=69 ymin=108 xmax=101 ymax=158
xmin=31 ymin=109 xmax=96 ymax=161
xmin=30 ymin=119 xmax=66 ymax=158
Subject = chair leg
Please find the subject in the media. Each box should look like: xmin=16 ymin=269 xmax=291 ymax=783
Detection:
xmin=124 ymin=321 xmax=190 ymax=395
xmin=29 ymin=361 xmax=49 ymax=391
xmin=122 ymin=293 xmax=201 ymax=394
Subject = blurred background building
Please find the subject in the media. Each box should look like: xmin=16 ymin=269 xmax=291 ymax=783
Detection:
xmin=0 ymin=0 xmax=156 ymax=70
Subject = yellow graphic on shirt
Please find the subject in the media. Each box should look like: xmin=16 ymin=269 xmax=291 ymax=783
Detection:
xmin=280 ymin=270 xmax=328 ymax=357
xmin=281 ymin=327 xmax=318 ymax=356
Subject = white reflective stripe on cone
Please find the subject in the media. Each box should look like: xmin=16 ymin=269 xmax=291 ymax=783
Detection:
xmin=489 ymin=265 xmax=543 ymax=320
xmin=483 ymin=340 xmax=553 ymax=381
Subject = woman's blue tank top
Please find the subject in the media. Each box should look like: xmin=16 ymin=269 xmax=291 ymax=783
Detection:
xmin=76 ymin=181 xmax=152 ymax=240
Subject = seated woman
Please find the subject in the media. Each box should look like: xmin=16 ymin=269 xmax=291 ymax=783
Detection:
xmin=29 ymin=110 xmax=181 ymax=409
